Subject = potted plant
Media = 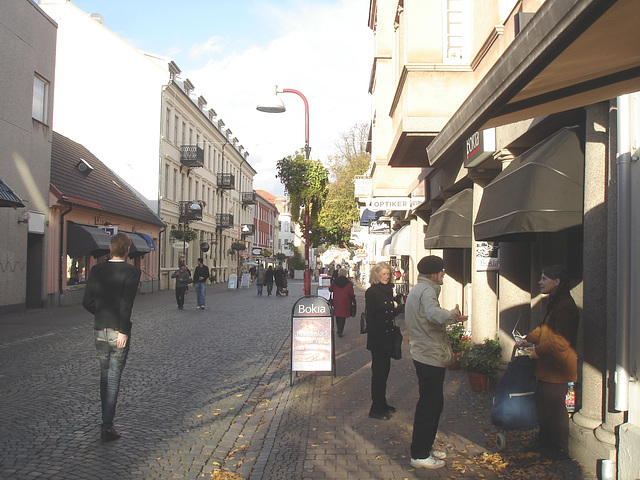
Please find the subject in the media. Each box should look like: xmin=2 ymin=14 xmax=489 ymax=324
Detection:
xmin=461 ymin=338 xmax=501 ymax=392
xmin=446 ymin=323 xmax=470 ymax=370
xmin=208 ymin=274 xmax=217 ymax=284
xmin=231 ymin=242 xmax=246 ymax=252
xmin=170 ymin=227 xmax=197 ymax=242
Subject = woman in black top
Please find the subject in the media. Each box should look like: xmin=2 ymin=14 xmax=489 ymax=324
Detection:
xmin=365 ymin=261 xmax=400 ymax=420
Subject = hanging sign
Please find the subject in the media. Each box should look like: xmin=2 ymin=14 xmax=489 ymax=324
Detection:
xmin=172 ymin=242 xmax=189 ymax=249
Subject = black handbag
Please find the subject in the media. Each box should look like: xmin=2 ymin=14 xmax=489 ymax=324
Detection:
xmin=391 ymin=325 xmax=403 ymax=360
xmin=360 ymin=312 xmax=367 ymax=334
xmin=350 ymin=297 xmax=357 ymax=317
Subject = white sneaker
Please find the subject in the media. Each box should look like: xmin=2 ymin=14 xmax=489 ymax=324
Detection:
xmin=410 ymin=455 xmax=445 ymax=469
xmin=430 ymin=449 xmax=446 ymax=460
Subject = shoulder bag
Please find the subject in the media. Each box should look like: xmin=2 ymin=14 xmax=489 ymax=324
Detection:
xmin=350 ymin=297 xmax=357 ymax=317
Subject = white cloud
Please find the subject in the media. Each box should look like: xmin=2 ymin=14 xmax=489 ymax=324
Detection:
xmin=185 ymin=0 xmax=372 ymax=196
xmin=189 ymin=35 xmax=226 ymax=59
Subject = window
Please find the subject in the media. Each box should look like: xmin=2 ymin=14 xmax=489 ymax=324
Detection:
xmin=165 ymin=108 xmax=171 ymax=138
xmin=174 ymin=115 xmax=179 ymax=143
xmin=181 ymin=121 xmax=186 ymax=145
xmin=67 ymin=254 xmax=87 ymax=285
xmin=443 ymin=0 xmax=469 ymax=64
xmin=32 ymin=75 xmax=49 ymax=123
xmin=164 ymin=163 xmax=169 ymax=198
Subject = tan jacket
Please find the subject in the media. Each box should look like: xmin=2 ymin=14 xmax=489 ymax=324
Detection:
xmin=526 ymin=289 xmax=579 ymax=383
xmin=404 ymin=275 xmax=457 ymax=367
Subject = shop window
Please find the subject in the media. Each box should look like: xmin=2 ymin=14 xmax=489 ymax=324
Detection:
xmin=67 ymin=254 xmax=87 ymax=285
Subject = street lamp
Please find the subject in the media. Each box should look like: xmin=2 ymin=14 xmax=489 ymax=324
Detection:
xmin=257 ymin=85 xmax=312 ymax=296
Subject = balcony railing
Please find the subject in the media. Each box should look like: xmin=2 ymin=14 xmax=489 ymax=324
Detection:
xmin=217 ymin=173 xmax=235 ymax=189
xmin=242 ymin=192 xmax=256 ymax=204
xmin=240 ymin=224 xmax=255 ymax=236
xmin=216 ymin=214 xmax=234 ymax=228
xmin=180 ymin=145 xmax=204 ymax=168
xmin=179 ymin=200 xmax=203 ymax=222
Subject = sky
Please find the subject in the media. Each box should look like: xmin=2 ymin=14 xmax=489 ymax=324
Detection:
xmin=72 ymin=0 xmax=373 ymax=196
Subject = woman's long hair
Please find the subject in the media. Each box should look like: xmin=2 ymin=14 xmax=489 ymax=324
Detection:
xmin=369 ymin=261 xmax=393 ymax=285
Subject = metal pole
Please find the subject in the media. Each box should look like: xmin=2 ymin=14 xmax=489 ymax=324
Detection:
xmin=281 ymin=88 xmax=311 ymax=295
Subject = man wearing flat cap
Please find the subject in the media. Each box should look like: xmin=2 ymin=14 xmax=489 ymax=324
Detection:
xmin=404 ymin=255 xmax=467 ymax=470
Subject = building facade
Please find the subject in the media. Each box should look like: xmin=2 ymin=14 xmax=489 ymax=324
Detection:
xmin=0 ymin=0 xmax=57 ymax=313
xmin=48 ymin=132 xmax=165 ymax=305
xmin=366 ymin=0 xmax=640 ymax=476
xmin=253 ymin=190 xmax=279 ymax=263
xmin=39 ymin=0 xmax=256 ymax=289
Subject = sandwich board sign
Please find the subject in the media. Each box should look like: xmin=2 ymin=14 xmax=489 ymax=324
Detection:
xmin=290 ymin=295 xmax=335 ymax=385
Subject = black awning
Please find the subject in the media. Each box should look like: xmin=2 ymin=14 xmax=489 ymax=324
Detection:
xmin=67 ymin=223 xmax=111 ymax=258
xmin=0 ymin=177 xmax=25 ymax=208
xmin=474 ymin=127 xmax=584 ymax=241
xmin=360 ymin=208 xmax=383 ymax=226
xmin=424 ymin=188 xmax=473 ymax=249
xmin=126 ymin=232 xmax=151 ymax=258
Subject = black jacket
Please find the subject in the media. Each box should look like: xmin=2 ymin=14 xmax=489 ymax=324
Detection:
xmin=365 ymin=282 xmax=398 ymax=351
xmin=83 ymin=261 xmax=141 ymax=335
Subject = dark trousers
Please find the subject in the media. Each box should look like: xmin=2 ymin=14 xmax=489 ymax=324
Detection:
xmin=411 ymin=360 xmax=446 ymax=459
xmin=336 ymin=316 xmax=346 ymax=335
xmin=370 ymin=349 xmax=392 ymax=415
xmin=266 ymin=282 xmax=273 ymax=295
xmin=536 ymin=380 xmax=569 ymax=452
xmin=175 ymin=286 xmax=186 ymax=307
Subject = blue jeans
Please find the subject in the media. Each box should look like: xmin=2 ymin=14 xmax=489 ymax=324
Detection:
xmin=95 ymin=329 xmax=129 ymax=431
xmin=194 ymin=281 xmax=206 ymax=307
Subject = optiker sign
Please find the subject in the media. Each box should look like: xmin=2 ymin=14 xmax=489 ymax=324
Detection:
xmin=368 ymin=197 xmax=424 ymax=211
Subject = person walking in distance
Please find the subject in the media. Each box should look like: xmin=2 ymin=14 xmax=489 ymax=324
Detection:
xmin=329 ymin=267 xmax=355 ymax=337
xmin=256 ymin=264 xmax=266 ymax=295
xmin=404 ymin=255 xmax=467 ymax=469
xmin=171 ymin=263 xmax=192 ymax=309
xmin=82 ymin=233 xmax=141 ymax=442
xmin=193 ymin=257 xmax=210 ymax=309
xmin=264 ymin=265 xmax=275 ymax=296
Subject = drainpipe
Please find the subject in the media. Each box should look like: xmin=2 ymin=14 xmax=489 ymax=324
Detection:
xmin=615 ymin=94 xmax=631 ymax=411
xmin=59 ymin=202 xmax=73 ymax=304
xmin=157 ymin=227 xmax=166 ymax=292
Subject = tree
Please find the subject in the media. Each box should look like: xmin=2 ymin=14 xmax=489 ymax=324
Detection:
xmin=276 ymin=150 xmax=329 ymax=253
xmin=317 ymin=123 xmax=370 ymax=246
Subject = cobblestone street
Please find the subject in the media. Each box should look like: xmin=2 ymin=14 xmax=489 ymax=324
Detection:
xmin=0 ymin=280 xmax=596 ymax=479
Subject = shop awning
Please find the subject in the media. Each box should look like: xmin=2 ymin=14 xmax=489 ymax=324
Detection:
xmin=424 ymin=189 xmax=473 ymax=249
xmin=389 ymin=225 xmax=411 ymax=256
xmin=136 ymin=233 xmax=156 ymax=251
xmin=381 ymin=234 xmax=392 ymax=256
xmin=67 ymin=223 xmax=111 ymax=258
xmin=360 ymin=208 xmax=383 ymax=226
xmin=0 ymin=177 xmax=25 ymax=208
xmin=474 ymin=127 xmax=584 ymax=241
xmin=126 ymin=232 xmax=151 ymax=258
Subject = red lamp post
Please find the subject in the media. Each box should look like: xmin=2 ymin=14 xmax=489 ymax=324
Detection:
xmin=257 ymin=86 xmax=312 ymax=296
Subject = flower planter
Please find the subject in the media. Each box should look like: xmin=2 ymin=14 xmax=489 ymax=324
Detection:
xmin=448 ymin=353 xmax=462 ymax=370
xmin=467 ymin=372 xmax=488 ymax=392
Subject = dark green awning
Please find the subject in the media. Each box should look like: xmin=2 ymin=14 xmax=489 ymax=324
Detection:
xmin=424 ymin=189 xmax=473 ymax=249
xmin=67 ymin=223 xmax=111 ymax=258
xmin=474 ymin=127 xmax=584 ymax=241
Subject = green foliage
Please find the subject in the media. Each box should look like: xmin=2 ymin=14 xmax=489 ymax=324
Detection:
xmin=170 ymin=227 xmax=197 ymax=242
xmin=276 ymin=151 xmax=328 ymax=224
xmin=461 ymin=338 xmax=502 ymax=376
xmin=261 ymin=248 xmax=273 ymax=258
xmin=275 ymin=253 xmax=287 ymax=262
xmin=288 ymin=246 xmax=305 ymax=270
xmin=317 ymin=123 xmax=370 ymax=246
xmin=447 ymin=323 xmax=471 ymax=354
xmin=231 ymin=242 xmax=246 ymax=251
